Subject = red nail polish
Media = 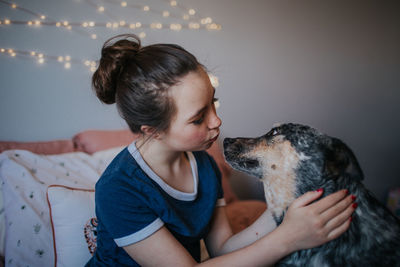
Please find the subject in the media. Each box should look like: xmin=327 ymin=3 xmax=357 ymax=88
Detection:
xmin=351 ymin=195 xmax=357 ymax=201
xmin=352 ymin=203 xmax=358 ymax=209
xmin=316 ymin=188 xmax=323 ymax=192
xmin=345 ymin=189 xmax=349 ymax=194
xmin=349 ymin=216 xmax=353 ymax=222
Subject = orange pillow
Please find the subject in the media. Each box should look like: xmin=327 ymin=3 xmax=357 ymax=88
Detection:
xmin=72 ymin=129 xmax=238 ymax=203
xmin=72 ymin=129 xmax=139 ymax=154
xmin=0 ymin=140 xmax=74 ymax=155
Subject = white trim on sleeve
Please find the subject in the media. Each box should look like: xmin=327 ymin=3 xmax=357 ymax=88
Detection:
xmin=216 ymin=198 xmax=226 ymax=207
xmin=114 ymin=218 xmax=164 ymax=247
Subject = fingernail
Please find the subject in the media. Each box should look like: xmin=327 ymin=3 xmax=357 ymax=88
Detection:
xmin=351 ymin=195 xmax=356 ymax=201
xmin=316 ymin=188 xmax=323 ymax=193
xmin=345 ymin=189 xmax=349 ymax=194
xmin=349 ymin=216 xmax=353 ymax=222
xmin=352 ymin=203 xmax=358 ymax=209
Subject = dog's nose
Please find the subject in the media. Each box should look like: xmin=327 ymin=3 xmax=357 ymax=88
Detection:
xmin=223 ymin=138 xmax=243 ymax=153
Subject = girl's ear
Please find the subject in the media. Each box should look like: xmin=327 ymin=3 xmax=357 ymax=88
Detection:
xmin=140 ymin=125 xmax=162 ymax=139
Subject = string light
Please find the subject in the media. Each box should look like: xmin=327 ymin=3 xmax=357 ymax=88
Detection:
xmin=0 ymin=0 xmax=222 ymax=72
xmin=0 ymin=47 xmax=98 ymax=71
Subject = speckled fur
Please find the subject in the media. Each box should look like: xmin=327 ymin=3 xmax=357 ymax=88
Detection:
xmin=223 ymin=123 xmax=400 ymax=266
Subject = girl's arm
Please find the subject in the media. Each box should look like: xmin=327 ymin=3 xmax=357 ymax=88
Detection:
xmin=205 ymin=189 xmax=355 ymax=258
xmin=123 ymin=189 xmax=355 ymax=266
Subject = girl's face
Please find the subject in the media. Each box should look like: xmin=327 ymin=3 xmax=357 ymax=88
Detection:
xmin=161 ymin=68 xmax=222 ymax=152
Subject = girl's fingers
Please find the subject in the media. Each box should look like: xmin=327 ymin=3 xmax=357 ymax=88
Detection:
xmin=326 ymin=216 xmax=352 ymax=241
xmin=320 ymin=194 xmax=355 ymax=225
xmin=291 ymin=189 xmax=324 ymax=209
xmin=324 ymin=198 xmax=356 ymax=231
xmin=311 ymin=189 xmax=349 ymax=214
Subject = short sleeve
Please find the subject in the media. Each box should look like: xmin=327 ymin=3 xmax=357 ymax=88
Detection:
xmin=95 ymin=174 xmax=164 ymax=247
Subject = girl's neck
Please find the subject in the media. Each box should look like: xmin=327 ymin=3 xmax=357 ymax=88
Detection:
xmin=136 ymin=136 xmax=187 ymax=176
xmin=135 ymin=136 xmax=193 ymax=193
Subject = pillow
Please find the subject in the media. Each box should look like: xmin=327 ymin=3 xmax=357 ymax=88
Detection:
xmin=0 ymin=147 xmax=123 ymax=266
xmin=0 ymin=140 xmax=74 ymax=155
xmin=47 ymin=185 xmax=95 ymax=267
xmin=72 ymin=129 xmax=237 ymax=203
xmin=72 ymin=129 xmax=138 ymax=154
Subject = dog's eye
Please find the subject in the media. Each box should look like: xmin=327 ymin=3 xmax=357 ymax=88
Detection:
xmin=272 ymin=130 xmax=278 ymax=135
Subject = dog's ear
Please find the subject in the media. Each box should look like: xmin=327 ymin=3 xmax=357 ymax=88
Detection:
xmin=323 ymin=137 xmax=364 ymax=181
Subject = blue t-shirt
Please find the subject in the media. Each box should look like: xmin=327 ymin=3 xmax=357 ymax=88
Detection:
xmin=86 ymin=142 xmax=225 ymax=266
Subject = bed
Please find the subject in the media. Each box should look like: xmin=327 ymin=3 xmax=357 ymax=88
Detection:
xmin=0 ymin=129 xmax=266 ymax=266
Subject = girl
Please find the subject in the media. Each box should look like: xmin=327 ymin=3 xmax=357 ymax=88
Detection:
xmin=86 ymin=34 xmax=356 ymax=266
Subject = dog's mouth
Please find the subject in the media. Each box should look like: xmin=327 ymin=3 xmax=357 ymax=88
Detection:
xmin=237 ymin=159 xmax=259 ymax=169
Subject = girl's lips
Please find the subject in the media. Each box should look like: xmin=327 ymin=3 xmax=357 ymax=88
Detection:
xmin=208 ymin=134 xmax=219 ymax=143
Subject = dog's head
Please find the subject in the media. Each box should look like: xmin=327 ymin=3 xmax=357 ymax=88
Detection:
xmin=223 ymin=123 xmax=364 ymax=197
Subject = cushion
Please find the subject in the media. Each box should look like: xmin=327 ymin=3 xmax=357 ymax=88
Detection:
xmin=47 ymin=185 xmax=95 ymax=267
xmin=72 ymin=129 xmax=138 ymax=154
xmin=0 ymin=140 xmax=74 ymax=155
xmin=72 ymin=129 xmax=237 ymax=203
xmin=0 ymin=147 xmax=123 ymax=266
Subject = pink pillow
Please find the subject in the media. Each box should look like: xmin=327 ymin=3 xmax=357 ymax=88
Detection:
xmin=0 ymin=140 xmax=74 ymax=155
xmin=72 ymin=129 xmax=138 ymax=154
xmin=72 ymin=129 xmax=238 ymax=203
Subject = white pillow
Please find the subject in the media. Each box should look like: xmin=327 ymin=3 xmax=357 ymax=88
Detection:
xmin=47 ymin=185 xmax=95 ymax=267
xmin=0 ymin=147 xmax=123 ymax=266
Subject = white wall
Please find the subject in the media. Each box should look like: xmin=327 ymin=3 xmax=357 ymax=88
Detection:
xmin=0 ymin=0 xmax=399 ymax=201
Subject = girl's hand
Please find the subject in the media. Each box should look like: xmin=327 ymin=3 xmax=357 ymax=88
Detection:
xmin=278 ymin=189 xmax=356 ymax=252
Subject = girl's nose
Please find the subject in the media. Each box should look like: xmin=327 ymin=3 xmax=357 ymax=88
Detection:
xmin=209 ymin=110 xmax=222 ymax=130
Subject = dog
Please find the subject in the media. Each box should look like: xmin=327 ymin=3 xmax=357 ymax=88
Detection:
xmin=223 ymin=123 xmax=400 ymax=266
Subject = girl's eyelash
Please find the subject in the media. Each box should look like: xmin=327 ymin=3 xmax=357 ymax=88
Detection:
xmin=192 ymin=115 xmax=204 ymax=125
xmin=192 ymin=97 xmax=218 ymax=125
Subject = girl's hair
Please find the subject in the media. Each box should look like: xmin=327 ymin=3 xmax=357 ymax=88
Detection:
xmin=92 ymin=33 xmax=202 ymax=134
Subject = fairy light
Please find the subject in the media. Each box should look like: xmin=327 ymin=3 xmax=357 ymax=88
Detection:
xmin=208 ymin=74 xmax=219 ymax=88
xmin=170 ymin=23 xmax=182 ymax=31
xmin=188 ymin=22 xmax=200 ymax=29
xmin=139 ymin=32 xmax=146 ymax=38
xmin=0 ymin=0 xmax=222 ymax=72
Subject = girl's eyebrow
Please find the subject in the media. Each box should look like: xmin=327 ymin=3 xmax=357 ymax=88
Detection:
xmin=187 ymin=88 xmax=216 ymax=121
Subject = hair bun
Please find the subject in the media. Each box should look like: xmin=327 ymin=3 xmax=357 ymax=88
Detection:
xmin=92 ymin=34 xmax=141 ymax=104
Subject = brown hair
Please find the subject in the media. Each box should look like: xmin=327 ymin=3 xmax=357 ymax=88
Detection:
xmin=92 ymin=34 xmax=202 ymax=134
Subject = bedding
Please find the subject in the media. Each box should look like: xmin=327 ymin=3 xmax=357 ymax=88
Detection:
xmin=0 ymin=129 xmax=267 ymax=266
